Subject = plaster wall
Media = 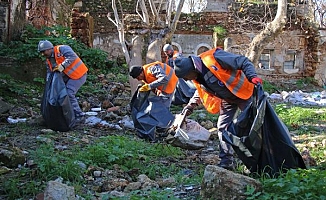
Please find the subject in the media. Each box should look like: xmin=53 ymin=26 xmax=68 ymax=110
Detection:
xmin=203 ymin=0 xmax=233 ymax=12
xmin=93 ymin=32 xmax=124 ymax=60
xmin=171 ymin=34 xmax=213 ymax=56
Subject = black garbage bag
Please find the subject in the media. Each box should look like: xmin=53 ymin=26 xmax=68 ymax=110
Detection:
xmin=130 ymin=87 xmax=175 ymax=141
xmin=172 ymin=79 xmax=196 ymax=105
xmin=41 ymin=72 xmax=75 ymax=131
xmin=222 ymin=85 xmax=306 ymax=176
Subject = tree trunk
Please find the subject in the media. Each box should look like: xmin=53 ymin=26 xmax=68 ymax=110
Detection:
xmin=109 ymin=0 xmax=185 ymax=97
xmin=129 ymin=35 xmax=144 ymax=96
xmin=246 ymin=0 xmax=287 ymax=67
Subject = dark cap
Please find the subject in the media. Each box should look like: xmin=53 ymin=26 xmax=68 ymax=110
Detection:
xmin=129 ymin=65 xmax=143 ymax=78
xmin=173 ymin=57 xmax=195 ymax=78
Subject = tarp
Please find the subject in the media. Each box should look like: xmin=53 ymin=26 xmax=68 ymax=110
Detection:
xmin=41 ymin=72 xmax=75 ymax=131
xmin=172 ymin=79 xmax=196 ymax=105
xmin=222 ymin=85 xmax=306 ymax=176
xmin=130 ymin=87 xmax=175 ymax=141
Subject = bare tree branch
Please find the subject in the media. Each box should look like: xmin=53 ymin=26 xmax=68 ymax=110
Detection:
xmin=107 ymin=0 xmax=130 ymax=64
xmin=136 ymin=0 xmax=149 ymax=24
xmin=166 ymin=0 xmax=173 ymax=27
xmin=148 ymin=0 xmax=163 ymax=25
xmin=169 ymin=0 xmax=185 ymax=37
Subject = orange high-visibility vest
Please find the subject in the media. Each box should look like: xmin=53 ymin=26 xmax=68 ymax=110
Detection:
xmin=143 ymin=61 xmax=178 ymax=94
xmin=193 ymin=81 xmax=221 ymax=114
xmin=47 ymin=46 xmax=88 ymax=79
xmin=194 ymin=48 xmax=254 ymax=114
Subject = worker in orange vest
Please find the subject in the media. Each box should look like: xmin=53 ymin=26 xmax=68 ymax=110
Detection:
xmin=38 ymin=40 xmax=88 ymax=124
xmin=163 ymin=44 xmax=195 ymax=105
xmin=129 ymin=61 xmax=178 ymax=109
xmin=163 ymin=44 xmax=182 ymax=68
xmin=173 ymin=47 xmax=263 ymax=170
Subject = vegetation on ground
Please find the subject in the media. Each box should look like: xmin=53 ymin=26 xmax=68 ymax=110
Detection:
xmin=0 ymin=26 xmax=325 ymax=199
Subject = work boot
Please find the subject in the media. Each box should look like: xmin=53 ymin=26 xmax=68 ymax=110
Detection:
xmin=218 ymin=162 xmax=236 ymax=171
xmin=75 ymin=115 xmax=85 ymax=125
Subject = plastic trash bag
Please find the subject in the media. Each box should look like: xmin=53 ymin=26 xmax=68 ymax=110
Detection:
xmin=166 ymin=119 xmax=211 ymax=150
xmin=222 ymin=85 xmax=306 ymax=176
xmin=41 ymin=72 xmax=75 ymax=131
xmin=172 ymin=79 xmax=196 ymax=105
xmin=130 ymin=87 xmax=174 ymax=141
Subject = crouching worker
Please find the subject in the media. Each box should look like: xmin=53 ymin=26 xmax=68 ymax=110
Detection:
xmin=129 ymin=61 xmax=178 ymax=141
xmin=173 ymin=48 xmax=263 ymax=170
xmin=38 ymin=40 xmax=88 ymax=125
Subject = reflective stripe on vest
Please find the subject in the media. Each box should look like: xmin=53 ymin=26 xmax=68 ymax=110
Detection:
xmin=142 ymin=61 xmax=178 ymax=94
xmin=200 ymin=49 xmax=254 ymax=100
xmin=48 ymin=46 xmax=88 ymax=80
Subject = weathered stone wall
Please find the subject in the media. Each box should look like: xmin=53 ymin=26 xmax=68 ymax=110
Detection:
xmin=228 ymin=30 xmax=305 ymax=72
xmin=315 ymin=30 xmax=326 ymax=86
xmin=0 ymin=57 xmax=45 ymax=83
xmin=72 ymin=0 xmax=133 ymax=59
xmin=71 ymin=8 xmax=94 ymax=47
xmin=0 ymin=2 xmax=8 ymax=42
xmin=27 ymin=0 xmax=72 ymax=28
xmin=0 ymin=0 xmax=26 ymax=43
xmin=8 ymin=0 xmax=320 ymax=85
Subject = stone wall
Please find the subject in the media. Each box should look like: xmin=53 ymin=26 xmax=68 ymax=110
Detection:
xmin=0 ymin=57 xmax=45 ymax=83
xmin=2 ymin=0 xmax=324 ymax=84
xmin=315 ymin=30 xmax=326 ymax=86
xmin=0 ymin=2 xmax=8 ymax=43
xmin=71 ymin=0 xmax=325 ymax=85
xmin=0 ymin=0 xmax=26 ymax=43
xmin=71 ymin=8 xmax=94 ymax=47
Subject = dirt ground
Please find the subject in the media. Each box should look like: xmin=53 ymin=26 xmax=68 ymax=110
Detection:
xmin=0 ymin=78 xmax=324 ymax=199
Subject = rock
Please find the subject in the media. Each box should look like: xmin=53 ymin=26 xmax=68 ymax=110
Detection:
xmin=112 ymin=96 xmax=130 ymax=106
xmin=0 ymin=99 xmax=12 ymax=114
xmin=0 ymin=166 xmax=12 ymax=174
xmin=0 ymin=147 xmax=26 ymax=168
xmin=156 ymin=177 xmax=176 ymax=187
xmin=137 ymin=174 xmax=159 ymax=191
xmin=124 ymin=181 xmax=141 ymax=192
xmin=44 ymin=180 xmax=76 ymax=200
xmin=301 ymin=147 xmax=316 ymax=167
xmin=201 ymin=165 xmax=262 ymax=200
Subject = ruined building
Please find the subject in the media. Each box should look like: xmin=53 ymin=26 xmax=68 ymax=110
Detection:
xmin=0 ymin=0 xmax=325 ymax=86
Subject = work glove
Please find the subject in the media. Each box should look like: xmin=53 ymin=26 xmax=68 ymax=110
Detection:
xmin=181 ymin=103 xmax=197 ymax=116
xmin=53 ymin=64 xmax=64 ymax=72
xmin=251 ymin=77 xmax=263 ymax=85
xmin=139 ymin=83 xmax=151 ymax=92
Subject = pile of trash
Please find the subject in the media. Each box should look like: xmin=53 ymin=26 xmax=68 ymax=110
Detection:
xmin=268 ymin=90 xmax=326 ymax=106
xmin=6 ymin=90 xmax=326 ymax=127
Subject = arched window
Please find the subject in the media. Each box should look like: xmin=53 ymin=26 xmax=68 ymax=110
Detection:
xmin=195 ymin=43 xmax=212 ymax=55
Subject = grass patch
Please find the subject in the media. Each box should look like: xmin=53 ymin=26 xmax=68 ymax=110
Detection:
xmin=275 ymin=104 xmax=326 ymax=132
xmin=247 ymin=168 xmax=326 ymax=199
xmin=2 ymin=134 xmax=202 ymax=199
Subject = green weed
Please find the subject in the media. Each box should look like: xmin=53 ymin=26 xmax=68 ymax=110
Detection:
xmin=248 ymin=168 xmax=326 ymax=199
xmin=0 ymin=25 xmax=111 ymax=70
xmin=275 ymin=104 xmax=326 ymax=131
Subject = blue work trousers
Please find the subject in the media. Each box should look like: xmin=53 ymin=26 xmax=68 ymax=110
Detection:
xmin=63 ymin=73 xmax=87 ymax=117
xmin=217 ymin=97 xmax=252 ymax=165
